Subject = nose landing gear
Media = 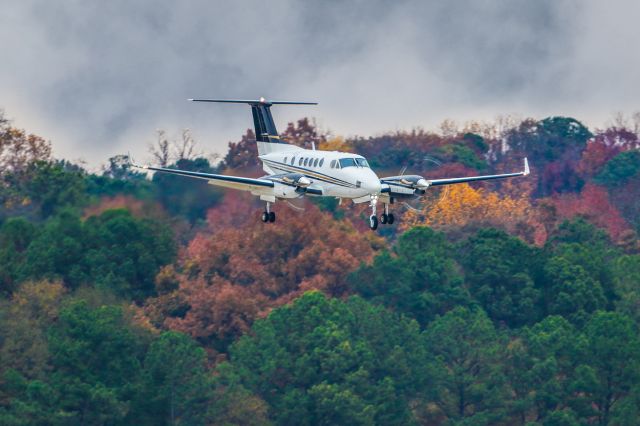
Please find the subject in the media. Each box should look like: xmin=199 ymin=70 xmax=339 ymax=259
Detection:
xmin=368 ymin=197 xmax=395 ymax=231
xmin=368 ymin=194 xmax=379 ymax=230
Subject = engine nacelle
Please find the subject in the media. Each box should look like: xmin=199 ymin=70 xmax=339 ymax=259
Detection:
xmin=397 ymin=175 xmax=430 ymax=189
xmin=280 ymin=173 xmax=312 ymax=187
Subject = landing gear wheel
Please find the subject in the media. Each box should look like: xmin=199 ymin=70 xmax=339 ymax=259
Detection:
xmin=269 ymin=212 xmax=276 ymax=223
xmin=387 ymin=213 xmax=395 ymax=225
xmin=380 ymin=213 xmax=388 ymax=224
xmin=261 ymin=212 xmax=269 ymax=223
xmin=369 ymin=215 xmax=379 ymax=231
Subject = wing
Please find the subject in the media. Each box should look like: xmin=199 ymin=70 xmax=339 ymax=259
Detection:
xmin=427 ymin=158 xmax=530 ymax=186
xmin=381 ymin=158 xmax=529 ymax=192
xmin=132 ymin=163 xmax=274 ymax=192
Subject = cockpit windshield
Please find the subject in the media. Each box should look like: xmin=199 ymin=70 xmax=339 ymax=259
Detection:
xmin=339 ymin=158 xmax=370 ymax=168
xmin=355 ymin=158 xmax=370 ymax=168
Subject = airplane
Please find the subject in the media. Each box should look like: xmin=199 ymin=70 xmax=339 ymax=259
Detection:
xmin=132 ymin=98 xmax=530 ymax=230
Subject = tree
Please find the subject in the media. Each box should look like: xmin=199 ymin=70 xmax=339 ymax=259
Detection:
xmin=504 ymin=316 xmax=585 ymax=424
xmin=351 ymin=226 xmax=468 ymax=326
xmin=423 ymin=307 xmax=508 ymax=424
xmin=222 ymin=129 xmax=260 ymax=169
xmin=573 ymin=312 xmax=640 ymax=425
xmin=546 ymin=219 xmax=619 ymax=307
xmin=0 ymin=218 xmax=36 ymax=294
xmin=503 ymin=117 xmax=592 ymax=195
xmin=595 ymin=150 xmax=640 ymax=187
xmin=0 ymin=281 xmax=66 ymax=384
xmin=457 ymin=228 xmax=541 ymax=327
xmin=401 ymin=183 xmax=532 ymax=237
xmin=541 ymin=256 xmax=606 ymax=325
xmin=0 ymin=123 xmax=52 ymax=177
xmin=82 ymin=209 xmax=176 ymax=300
xmin=505 ymin=117 xmax=592 ymax=165
xmin=1 ymin=300 xmax=150 ymax=425
xmin=161 ymin=202 xmax=378 ymax=350
xmin=221 ymin=292 xmax=428 ymax=425
xmin=612 ymin=255 xmax=640 ymax=323
xmin=152 ymin=157 xmax=222 ymax=223
xmin=280 ymin=117 xmax=326 ymax=149
xmin=549 ymin=184 xmax=630 ymax=242
xmin=133 ymin=331 xmax=212 ymax=425
xmin=19 ymin=209 xmax=176 ymax=300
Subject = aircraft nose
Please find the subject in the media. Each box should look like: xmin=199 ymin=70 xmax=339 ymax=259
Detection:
xmin=363 ymin=177 xmax=381 ymax=194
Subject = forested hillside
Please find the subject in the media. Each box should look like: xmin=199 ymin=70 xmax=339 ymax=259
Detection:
xmin=1 ymin=109 xmax=640 ymax=425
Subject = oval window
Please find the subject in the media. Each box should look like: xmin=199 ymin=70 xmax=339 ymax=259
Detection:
xmin=319 ymin=158 xmax=324 ymax=167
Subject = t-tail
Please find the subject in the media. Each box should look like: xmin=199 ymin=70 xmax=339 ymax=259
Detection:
xmin=189 ymin=97 xmax=317 ymax=155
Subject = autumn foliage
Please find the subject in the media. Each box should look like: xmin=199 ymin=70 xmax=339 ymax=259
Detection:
xmin=152 ymin=196 xmax=381 ymax=350
xmin=2 ymin=109 xmax=640 ymax=425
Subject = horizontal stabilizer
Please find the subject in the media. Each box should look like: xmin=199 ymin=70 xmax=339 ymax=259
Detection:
xmin=189 ymin=98 xmax=317 ymax=106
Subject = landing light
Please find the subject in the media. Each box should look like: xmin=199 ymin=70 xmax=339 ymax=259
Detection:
xmin=415 ymin=178 xmax=430 ymax=189
xmin=297 ymin=176 xmax=312 ymax=187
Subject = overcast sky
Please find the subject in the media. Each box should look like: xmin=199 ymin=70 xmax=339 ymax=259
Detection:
xmin=1 ymin=0 xmax=639 ymax=167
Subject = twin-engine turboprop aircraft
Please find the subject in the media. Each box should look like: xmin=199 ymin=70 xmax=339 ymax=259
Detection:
xmin=132 ymin=98 xmax=530 ymax=230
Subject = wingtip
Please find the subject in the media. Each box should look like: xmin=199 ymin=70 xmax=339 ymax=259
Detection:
xmin=524 ymin=157 xmax=530 ymax=175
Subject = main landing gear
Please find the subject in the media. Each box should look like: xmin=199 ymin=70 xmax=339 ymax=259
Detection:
xmin=261 ymin=202 xmax=276 ymax=223
xmin=368 ymin=195 xmax=395 ymax=231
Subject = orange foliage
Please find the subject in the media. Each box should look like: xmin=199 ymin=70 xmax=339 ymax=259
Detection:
xmin=153 ymin=197 xmax=381 ymax=346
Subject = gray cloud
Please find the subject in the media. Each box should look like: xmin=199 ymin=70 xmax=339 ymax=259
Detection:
xmin=1 ymin=0 xmax=638 ymax=167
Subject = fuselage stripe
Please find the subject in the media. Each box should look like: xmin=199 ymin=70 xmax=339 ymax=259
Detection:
xmin=262 ymin=159 xmax=357 ymax=188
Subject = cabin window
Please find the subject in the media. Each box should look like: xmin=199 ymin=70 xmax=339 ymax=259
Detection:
xmin=291 ymin=157 xmax=295 ymax=165
xmin=284 ymin=157 xmax=287 ymax=164
xmin=339 ymin=158 xmax=357 ymax=168
xmin=330 ymin=160 xmax=336 ymax=168
xmin=319 ymin=158 xmax=324 ymax=167
xmin=299 ymin=158 xmax=303 ymax=166
xmin=313 ymin=158 xmax=319 ymax=167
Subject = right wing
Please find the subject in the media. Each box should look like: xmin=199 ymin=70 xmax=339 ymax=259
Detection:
xmin=132 ymin=163 xmax=274 ymax=192
xmin=381 ymin=158 xmax=530 ymax=194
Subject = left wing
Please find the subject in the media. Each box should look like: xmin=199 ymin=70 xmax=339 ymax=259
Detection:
xmin=381 ymin=158 xmax=529 ymax=193
xmin=132 ymin=163 xmax=275 ymax=192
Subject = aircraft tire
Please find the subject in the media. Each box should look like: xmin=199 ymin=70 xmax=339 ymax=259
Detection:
xmin=387 ymin=213 xmax=395 ymax=224
xmin=269 ymin=212 xmax=276 ymax=223
xmin=369 ymin=215 xmax=378 ymax=231
xmin=380 ymin=213 xmax=388 ymax=224
xmin=261 ymin=212 xmax=269 ymax=223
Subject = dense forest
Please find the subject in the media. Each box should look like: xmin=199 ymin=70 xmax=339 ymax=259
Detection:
xmin=1 ymin=109 xmax=640 ymax=425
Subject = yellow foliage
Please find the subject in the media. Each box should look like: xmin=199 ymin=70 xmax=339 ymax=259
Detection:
xmin=401 ymin=183 xmax=531 ymax=232
xmin=11 ymin=280 xmax=66 ymax=321
xmin=319 ymin=136 xmax=351 ymax=152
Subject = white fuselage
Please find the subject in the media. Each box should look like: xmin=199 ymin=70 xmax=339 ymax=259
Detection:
xmin=259 ymin=147 xmax=382 ymax=201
